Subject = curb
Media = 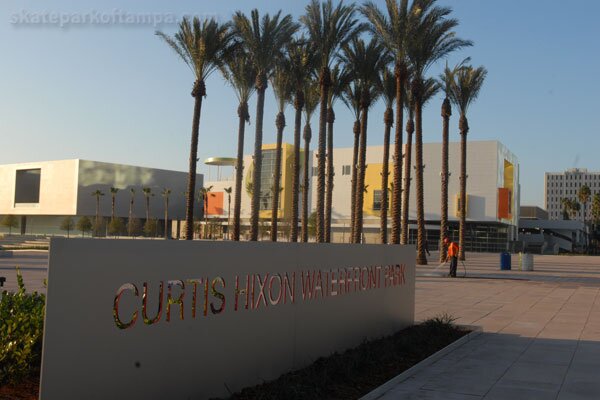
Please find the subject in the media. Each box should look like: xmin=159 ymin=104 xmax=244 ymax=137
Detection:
xmin=359 ymin=325 xmax=482 ymax=400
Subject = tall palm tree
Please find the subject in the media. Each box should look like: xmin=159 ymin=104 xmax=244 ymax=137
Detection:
xmin=219 ymin=49 xmax=257 ymax=241
xmin=445 ymin=63 xmax=487 ymax=260
xmin=109 ymin=187 xmax=119 ymax=222
xmin=341 ymin=38 xmax=390 ymax=244
xmin=142 ymin=187 xmax=153 ymax=222
xmin=157 ymin=17 xmax=234 ymax=240
xmin=91 ymin=189 xmax=105 ymax=236
xmin=324 ymin=64 xmax=348 ymax=242
xmin=128 ymin=188 xmax=136 ymax=236
xmin=301 ymin=0 xmax=362 ymax=243
xmin=285 ymin=38 xmax=316 ymax=242
xmin=224 ymin=187 xmax=233 ymax=239
xmin=401 ymin=76 xmax=439 ymax=245
xmin=406 ymin=0 xmax=471 ymax=264
xmin=378 ymin=68 xmax=396 ymax=244
xmin=162 ymin=188 xmax=171 ymax=239
xmin=233 ymin=9 xmax=298 ymax=241
xmin=579 ymin=184 xmax=591 ymax=251
xmin=561 ymin=197 xmax=572 ymax=220
xmin=340 ymin=81 xmax=362 ymax=241
xmin=302 ymin=80 xmax=320 ymax=242
xmin=362 ymin=0 xmax=416 ymax=244
xmin=270 ymin=63 xmax=293 ymax=241
xmin=438 ymin=61 xmax=458 ymax=260
xmin=199 ymin=186 xmax=214 ymax=239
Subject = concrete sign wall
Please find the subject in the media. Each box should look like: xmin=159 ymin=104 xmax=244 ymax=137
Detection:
xmin=40 ymin=239 xmax=415 ymax=399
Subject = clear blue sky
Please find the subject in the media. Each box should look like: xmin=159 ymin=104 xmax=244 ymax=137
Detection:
xmin=1 ymin=0 xmax=598 ymax=207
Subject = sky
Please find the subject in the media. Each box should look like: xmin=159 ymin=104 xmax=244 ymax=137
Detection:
xmin=0 ymin=0 xmax=599 ymax=208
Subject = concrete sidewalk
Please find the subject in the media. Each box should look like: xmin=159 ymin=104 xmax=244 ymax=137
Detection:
xmin=374 ymin=253 xmax=600 ymax=399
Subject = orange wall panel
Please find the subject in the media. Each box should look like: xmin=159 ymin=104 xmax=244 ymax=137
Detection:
xmin=207 ymin=192 xmax=224 ymax=216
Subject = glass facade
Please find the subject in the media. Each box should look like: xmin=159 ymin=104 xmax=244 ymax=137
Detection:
xmin=259 ymin=150 xmax=276 ymax=211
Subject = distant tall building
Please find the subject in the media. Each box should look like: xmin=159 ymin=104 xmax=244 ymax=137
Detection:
xmin=545 ymin=168 xmax=600 ymax=220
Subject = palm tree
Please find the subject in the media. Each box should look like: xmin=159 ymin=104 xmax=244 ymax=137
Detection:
xmin=340 ymin=81 xmax=362 ymax=241
xmin=233 ymin=9 xmax=298 ymax=241
xmin=91 ymin=189 xmax=105 ymax=236
xmin=405 ymin=0 xmax=471 ymax=264
xmin=401 ymin=77 xmax=439 ymax=245
xmin=109 ymin=187 xmax=119 ymax=222
xmin=579 ymin=185 xmax=591 ymax=251
xmin=224 ymin=187 xmax=233 ymax=239
xmin=324 ymin=64 xmax=348 ymax=242
xmin=162 ymin=188 xmax=172 ymax=239
xmin=362 ymin=0 xmax=415 ymax=244
xmin=142 ymin=187 xmax=154 ymax=222
xmin=301 ymin=0 xmax=362 ymax=243
xmin=341 ymin=38 xmax=390 ymax=244
xmin=270 ymin=63 xmax=293 ymax=241
xmin=157 ymin=17 xmax=234 ymax=240
xmin=438 ymin=60 xmax=460 ymax=260
xmin=128 ymin=188 xmax=136 ymax=236
xmin=445 ymin=63 xmax=487 ymax=260
xmin=286 ymin=38 xmax=316 ymax=242
xmin=199 ymin=186 xmax=214 ymax=238
xmin=561 ymin=197 xmax=572 ymax=220
xmin=220 ymin=49 xmax=257 ymax=241
xmin=378 ymin=68 xmax=396 ymax=244
xmin=302 ymin=80 xmax=320 ymax=242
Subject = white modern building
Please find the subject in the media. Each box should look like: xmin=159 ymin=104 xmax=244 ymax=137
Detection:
xmin=545 ymin=168 xmax=600 ymax=221
xmin=0 ymin=159 xmax=202 ymax=236
xmin=204 ymin=140 xmax=519 ymax=252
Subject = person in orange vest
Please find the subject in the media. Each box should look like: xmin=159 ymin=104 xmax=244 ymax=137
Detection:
xmin=444 ymin=237 xmax=459 ymax=278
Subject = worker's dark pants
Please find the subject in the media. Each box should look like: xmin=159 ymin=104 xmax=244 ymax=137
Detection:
xmin=449 ymin=256 xmax=458 ymax=277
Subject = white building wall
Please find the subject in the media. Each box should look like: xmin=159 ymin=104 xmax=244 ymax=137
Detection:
xmin=0 ymin=159 xmax=79 ymax=216
xmin=311 ymin=140 xmax=516 ymax=225
xmin=545 ymin=168 xmax=600 ymax=221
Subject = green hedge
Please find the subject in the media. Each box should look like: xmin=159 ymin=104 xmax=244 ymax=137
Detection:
xmin=0 ymin=268 xmax=45 ymax=384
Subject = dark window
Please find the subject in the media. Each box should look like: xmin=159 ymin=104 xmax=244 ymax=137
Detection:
xmin=372 ymin=190 xmax=382 ymax=211
xmin=342 ymin=165 xmax=351 ymax=176
xmin=15 ymin=169 xmax=41 ymax=204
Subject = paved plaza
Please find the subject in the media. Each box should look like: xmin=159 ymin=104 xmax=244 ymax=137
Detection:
xmin=2 ymin=250 xmax=600 ymax=399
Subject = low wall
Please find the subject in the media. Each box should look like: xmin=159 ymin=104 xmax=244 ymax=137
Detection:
xmin=40 ymin=239 xmax=415 ymax=399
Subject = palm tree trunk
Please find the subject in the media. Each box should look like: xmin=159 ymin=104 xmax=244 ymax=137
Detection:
xmin=302 ymin=123 xmax=312 ymax=242
xmin=440 ymin=98 xmax=451 ymax=262
xmin=458 ymin=114 xmax=469 ymax=261
xmin=414 ymin=87 xmax=427 ymax=265
xmin=391 ymin=64 xmax=406 ymax=244
xmin=325 ymin=107 xmax=335 ymax=243
xmin=111 ymin=197 xmax=116 ymax=222
xmin=316 ymin=68 xmax=331 ymax=243
xmin=380 ymin=107 xmax=393 ymax=244
xmin=95 ymin=197 xmax=100 ymax=236
xmin=353 ymin=106 xmax=368 ymax=244
xmin=146 ymin=197 xmax=150 ymax=222
xmin=270 ymin=112 xmax=286 ymax=241
xmin=250 ymin=83 xmax=267 ymax=241
xmin=232 ymin=102 xmax=249 ymax=241
xmin=128 ymin=196 xmax=133 ymax=236
xmin=291 ymin=93 xmax=304 ymax=242
xmin=164 ymin=197 xmax=169 ymax=239
xmin=350 ymin=120 xmax=360 ymax=242
xmin=401 ymin=115 xmax=414 ymax=245
xmin=184 ymin=79 xmax=205 ymax=240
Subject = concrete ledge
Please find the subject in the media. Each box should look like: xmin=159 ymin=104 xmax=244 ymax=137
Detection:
xmin=0 ymin=250 xmax=13 ymax=258
xmin=359 ymin=325 xmax=483 ymax=400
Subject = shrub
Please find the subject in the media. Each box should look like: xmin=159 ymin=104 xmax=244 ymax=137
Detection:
xmin=0 ymin=268 xmax=45 ymax=384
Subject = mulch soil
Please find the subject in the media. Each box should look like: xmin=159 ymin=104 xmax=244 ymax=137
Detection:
xmin=3 ymin=320 xmax=467 ymax=400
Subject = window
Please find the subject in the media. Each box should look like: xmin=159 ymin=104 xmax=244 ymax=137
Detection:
xmin=311 ymin=166 xmax=318 ymax=177
xmin=15 ymin=169 xmax=41 ymax=204
xmin=342 ymin=165 xmax=351 ymax=176
xmin=258 ymin=150 xmax=276 ymax=210
xmin=372 ymin=190 xmax=382 ymax=211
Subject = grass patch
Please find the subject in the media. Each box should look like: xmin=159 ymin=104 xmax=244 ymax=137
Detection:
xmin=218 ymin=314 xmax=467 ymax=400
